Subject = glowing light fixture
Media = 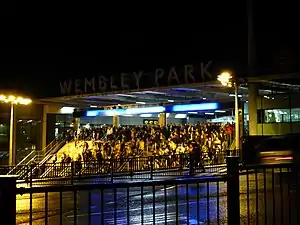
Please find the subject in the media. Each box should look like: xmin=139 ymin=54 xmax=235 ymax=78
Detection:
xmin=140 ymin=114 xmax=152 ymax=118
xmin=0 ymin=95 xmax=32 ymax=105
xmin=0 ymin=94 xmax=32 ymax=166
xmin=229 ymin=94 xmax=242 ymax=98
xmin=217 ymin=72 xmax=233 ymax=87
xmin=175 ymin=114 xmax=187 ymax=119
xmin=125 ymin=106 xmax=165 ymax=115
xmin=61 ymin=107 xmax=75 ymax=114
xmin=171 ymin=103 xmax=218 ymax=112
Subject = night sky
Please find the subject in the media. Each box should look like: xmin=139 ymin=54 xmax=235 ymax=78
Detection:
xmin=0 ymin=1 xmax=299 ymax=98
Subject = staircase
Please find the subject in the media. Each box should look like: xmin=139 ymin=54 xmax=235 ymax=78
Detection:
xmin=7 ymin=135 xmax=66 ymax=179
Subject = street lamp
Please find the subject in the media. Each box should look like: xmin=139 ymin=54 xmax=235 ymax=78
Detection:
xmin=217 ymin=72 xmax=240 ymax=152
xmin=0 ymin=95 xmax=32 ymax=166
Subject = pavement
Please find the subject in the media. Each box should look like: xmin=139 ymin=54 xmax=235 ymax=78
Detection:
xmin=15 ymin=167 xmax=300 ymax=225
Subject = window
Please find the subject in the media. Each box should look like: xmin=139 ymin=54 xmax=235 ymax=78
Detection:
xmin=291 ymin=108 xmax=300 ymax=122
xmin=258 ymin=108 xmax=300 ymax=123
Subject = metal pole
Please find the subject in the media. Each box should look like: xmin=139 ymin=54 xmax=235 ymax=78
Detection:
xmin=226 ymin=156 xmax=240 ymax=225
xmin=235 ymin=82 xmax=240 ymax=152
xmin=9 ymin=103 xmax=15 ymax=166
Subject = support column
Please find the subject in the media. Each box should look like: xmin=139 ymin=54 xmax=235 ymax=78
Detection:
xmin=41 ymin=105 xmax=48 ymax=150
xmin=248 ymin=83 xmax=258 ymax=135
xmin=112 ymin=116 xmax=119 ymax=127
xmin=159 ymin=113 xmax=167 ymax=127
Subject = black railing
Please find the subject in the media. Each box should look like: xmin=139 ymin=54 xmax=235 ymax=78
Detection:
xmin=15 ymin=175 xmax=228 ymax=225
xmin=6 ymin=153 xmax=228 ymax=183
xmin=2 ymin=157 xmax=300 ymax=224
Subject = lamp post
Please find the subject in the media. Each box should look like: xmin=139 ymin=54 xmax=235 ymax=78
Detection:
xmin=217 ymin=72 xmax=240 ymax=152
xmin=0 ymin=95 xmax=32 ymax=166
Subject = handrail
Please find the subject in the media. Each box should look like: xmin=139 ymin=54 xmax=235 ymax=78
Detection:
xmin=29 ymin=139 xmax=67 ymax=178
xmin=7 ymin=135 xmax=65 ymax=176
xmin=7 ymin=150 xmax=36 ymax=175
xmin=44 ymin=134 xmax=63 ymax=156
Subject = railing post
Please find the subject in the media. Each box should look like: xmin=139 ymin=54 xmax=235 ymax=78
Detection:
xmin=25 ymin=165 xmax=29 ymax=184
xmin=226 ymin=156 xmax=240 ymax=225
xmin=70 ymin=161 xmax=74 ymax=185
xmin=110 ymin=157 xmax=114 ymax=182
xmin=149 ymin=156 xmax=153 ymax=180
xmin=189 ymin=153 xmax=194 ymax=176
xmin=179 ymin=154 xmax=183 ymax=171
xmin=0 ymin=175 xmax=18 ymax=225
xmin=129 ymin=158 xmax=133 ymax=178
xmin=30 ymin=165 xmax=33 ymax=188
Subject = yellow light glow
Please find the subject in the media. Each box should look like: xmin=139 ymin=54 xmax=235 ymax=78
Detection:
xmin=217 ymin=71 xmax=233 ymax=87
xmin=0 ymin=95 xmax=32 ymax=105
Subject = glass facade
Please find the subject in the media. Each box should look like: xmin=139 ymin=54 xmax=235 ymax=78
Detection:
xmin=46 ymin=114 xmax=73 ymax=145
xmin=16 ymin=119 xmax=42 ymax=163
xmin=0 ymin=120 xmax=9 ymax=152
xmin=258 ymin=108 xmax=300 ymax=123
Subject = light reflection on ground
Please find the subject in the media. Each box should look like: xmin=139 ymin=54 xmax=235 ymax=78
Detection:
xmin=16 ymin=171 xmax=298 ymax=225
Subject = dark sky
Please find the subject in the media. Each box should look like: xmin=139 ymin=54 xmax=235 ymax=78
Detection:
xmin=0 ymin=1 xmax=299 ymax=97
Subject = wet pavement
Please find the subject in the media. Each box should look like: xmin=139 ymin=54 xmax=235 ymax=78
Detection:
xmin=16 ymin=170 xmax=299 ymax=225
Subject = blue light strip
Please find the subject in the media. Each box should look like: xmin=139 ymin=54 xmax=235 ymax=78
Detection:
xmin=85 ymin=103 xmax=219 ymax=117
xmin=86 ymin=106 xmax=165 ymax=117
xmin=170 ymin=103 xmax=219 ymax=112
xmin=86 ymin=109 xmax=124 ymax=117
xmin=125 ymin=106 xmax=165 ymax=115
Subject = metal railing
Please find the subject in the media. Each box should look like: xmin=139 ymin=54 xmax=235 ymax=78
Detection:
xmin=15 ymin=173 xmax=228 ymax=224
xmin=28 ymin=152 xmax=227 ymax=181
xmin=7 ymin=135 xmax=66 ymax=177
xmin=2 ymin=157 xmax=298 ymax=224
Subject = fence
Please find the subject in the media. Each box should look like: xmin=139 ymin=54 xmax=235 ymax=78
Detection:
xmin=2 ymin=152 xmax=228 ymax=184
xmin=1 ymin=157 xmax=299 ymax=224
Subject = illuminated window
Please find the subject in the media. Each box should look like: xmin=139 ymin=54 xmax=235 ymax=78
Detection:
xmin=258 ymin=108 xmax=300 ymax=123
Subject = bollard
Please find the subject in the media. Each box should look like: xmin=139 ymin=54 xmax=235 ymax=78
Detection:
xmin=0 ymin=175 xmax=18 ymax=225
xmin=226 ymin=156 xmax=240 ymax=225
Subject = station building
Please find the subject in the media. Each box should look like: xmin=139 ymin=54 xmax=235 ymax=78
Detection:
xmin=0 ymin=61 xmax=299 ymax=165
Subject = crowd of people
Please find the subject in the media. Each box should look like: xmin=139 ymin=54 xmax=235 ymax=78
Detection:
xmin=54 ymin=123 xmax=234 ymax=171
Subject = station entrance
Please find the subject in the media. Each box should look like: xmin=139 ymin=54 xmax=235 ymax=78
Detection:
xmin=8 ymin=68 xmax=300 ymax=179
xmin=38 ymin=72 xmax=300 ymax=156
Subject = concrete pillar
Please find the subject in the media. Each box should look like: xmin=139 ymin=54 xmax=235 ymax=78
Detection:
xmin=112 ymin=116 xmax=119 ymax=127
xmin=248 ymin=83 xmax=258 ymax=135
xmin=41 ymin=105 xmax=48 ymax=150
xmin=159 ymin=113 xmax=167 ymax=127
